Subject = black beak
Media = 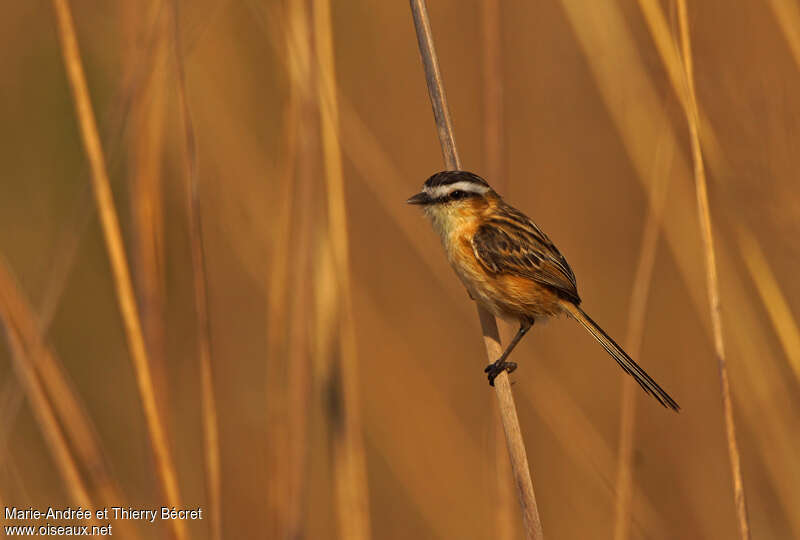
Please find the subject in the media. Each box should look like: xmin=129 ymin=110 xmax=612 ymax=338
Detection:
xmin=406 ymin=191 xmax=432 ymax=205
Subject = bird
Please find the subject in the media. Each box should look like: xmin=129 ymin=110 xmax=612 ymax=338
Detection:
xmin=407 ymin=170 xmax=679 ymax=411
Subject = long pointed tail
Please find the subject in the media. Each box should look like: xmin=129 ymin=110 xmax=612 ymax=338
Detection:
xmin=562 ymin=302 xmax=680 ymax=411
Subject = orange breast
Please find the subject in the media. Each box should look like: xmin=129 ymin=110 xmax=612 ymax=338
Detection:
xmin=447 ymin=228 xmax=562 ymax=322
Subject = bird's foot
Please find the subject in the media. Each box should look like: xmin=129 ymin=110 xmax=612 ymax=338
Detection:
xmin=484 ymin=359 xmax=517 ymax=386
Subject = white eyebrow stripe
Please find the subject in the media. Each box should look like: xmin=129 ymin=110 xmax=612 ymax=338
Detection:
xmin=424 ymin=181 xmax=489 ymax=199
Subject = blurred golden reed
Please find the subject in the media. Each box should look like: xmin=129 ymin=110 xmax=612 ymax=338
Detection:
xmin=0 ymin=1 xmax=799 ymax=539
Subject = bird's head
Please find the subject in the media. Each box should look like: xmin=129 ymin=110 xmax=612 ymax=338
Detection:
xmin=407 ymin=171 xmax=496 ymax=233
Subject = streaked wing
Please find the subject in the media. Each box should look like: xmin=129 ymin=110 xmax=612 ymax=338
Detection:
xmin=472 ymin=204 xmax=580 ymax=303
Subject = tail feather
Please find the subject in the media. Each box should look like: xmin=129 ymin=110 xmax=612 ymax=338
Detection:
xmin=562 ymin=302 xmax=680 ymax=411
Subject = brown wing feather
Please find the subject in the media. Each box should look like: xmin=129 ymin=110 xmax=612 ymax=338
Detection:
xmin=472 ymin=203 xmax=581 ymax=304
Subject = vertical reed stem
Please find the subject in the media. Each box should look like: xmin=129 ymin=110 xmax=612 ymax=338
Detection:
xmin=675 ymin=2 xmax=751 ymax=538
xmin=313 ymin=1 xmax=372 ymax=538
xmin=285 ymin=4 xmax=315 ymax=535
xmin=127 ymin=0 xmax=170 ymax=428
xmin=409 ymin=1 xmax=543 ymax=538
xmin=171 ymin=2 xmax=222 ymax=539
xmin=266 ymin=1 xmax=308 ymax=537
xmin=50 ymin=2 xmax=187 ymax=539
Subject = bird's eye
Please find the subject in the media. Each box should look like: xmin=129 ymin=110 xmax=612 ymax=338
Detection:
xmin=450 ymin=190 xmax=466 ymax=199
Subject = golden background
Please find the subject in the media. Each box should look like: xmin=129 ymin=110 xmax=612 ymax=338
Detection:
xmin=0 ymin=0 xmax=799 ymax=538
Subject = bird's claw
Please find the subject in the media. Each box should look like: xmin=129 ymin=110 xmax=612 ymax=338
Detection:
xmin=484 ymin=360 xmax=517 ymax=386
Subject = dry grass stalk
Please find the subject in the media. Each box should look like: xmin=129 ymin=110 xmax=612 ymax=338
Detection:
xmin=232 ymin=5 xmax=314 ymax=535
xmin=0 ymin=262 xmax=99 ymax=474
xmin=768 ymin=0 xmax=800 ymax=66
xmin=409 ymin=1 xmax=543 ymax=538
xmin=50 ymin=2 xmax=187 ymax=539
xmin=313 ymin=0 xmax=372 ymax=538
xmin=560 ymin=1 xmax=798 ymax=532
xmin=675 ymin=2 xmax=751 ymax=538
xmin=634 ymin=0 xmax=724 ymax=169
xmin=2 ymin=453 xmax=32 ymax=508
xmin=0 ymin=383 xmax=23 ymax=511
xmin=761 ymin=0 xmax=800 ymax=386
xmin=0 ymin=277 xmax=92 ymax=511
xmin=171 ymin=3 xmax=222 ymax=539
xmin=39 ymin=2 xmax=170 ymax=336
xmin=263 ymin=2 xmax=318 ymax=537
xmin=7 ymin=16 xmax=172 ymax=522
xmin=0 ymin=381 xmax=23 ymax=453
xmin=283 ymin=129 xmax=314 ymax=540
xmin=284 ymin=3 xmax=316 ymax=536
xmin=2 ymin=330 xmax=94 ymax=511
xmin=265 ymin=3 xmax=307 ymax=537
xmin=481 ymin=2 xmax=515 ymax=538
xmin=127 ymin=0 xmax=171 ymax=425
xmin=261 ymin=0 xmax=344 ymax=535
xmin=713 ymin=257 xmax=800 ymax=537
xmin=613 ymin=136 xmax=674 ymax=540
xmin=735 ymin=227 xmax=800 ymax=396
xmin=175 ymin=12 xmax=315 ymax=538
xmin=0 ymin=259 xmax=142 ymax=538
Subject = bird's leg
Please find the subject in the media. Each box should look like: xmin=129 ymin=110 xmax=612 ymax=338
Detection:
xmin=484 ymin=320 xmax=532 ymax=386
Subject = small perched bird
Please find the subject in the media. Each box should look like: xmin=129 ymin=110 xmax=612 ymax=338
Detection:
xmin=408 ymin=170 xmax=679 ymax=410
